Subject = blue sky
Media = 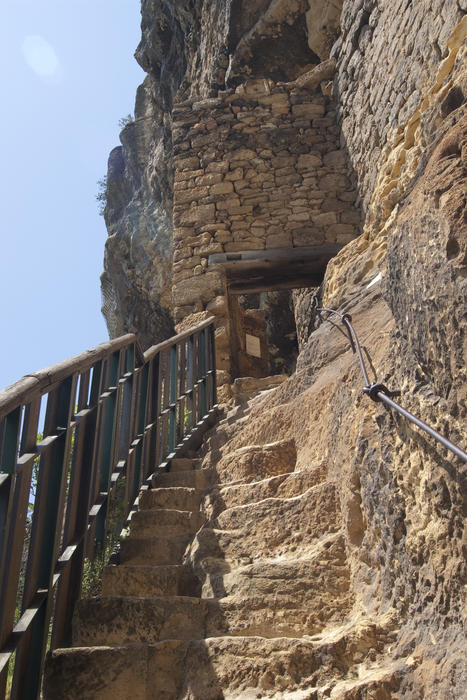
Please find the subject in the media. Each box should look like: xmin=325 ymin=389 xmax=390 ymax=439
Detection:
xmin=0 ymin=0 xmax=145 ymax=389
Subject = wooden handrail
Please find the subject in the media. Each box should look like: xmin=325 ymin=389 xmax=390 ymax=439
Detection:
xmin=0 ymin=334 xmax=141 ymax=420
xmin=0 ymin=320 xmax=217 ymax=700
xmin=143 ymin=317 xmax=215 ymax=362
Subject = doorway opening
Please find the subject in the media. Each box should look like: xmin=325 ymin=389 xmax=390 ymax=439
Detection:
xmin=210 ymin=245 xmax=342 ymax=382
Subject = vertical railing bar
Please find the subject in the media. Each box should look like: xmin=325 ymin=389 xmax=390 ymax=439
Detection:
xmin=153 ymin=355 xmax=163 ymax=473
xmin=168 ymin=344 xmax=177 ymax=454
xmin=84 ymin=359 xmax=106 ymax=559
xmin=139 ymin=361 xmax=152 ymax=481
xmin=139 ymin=359 xmax=153 ymax=485
xmin=51 ymin=369 xmax=93 ymax=648
xmin=126 ymin=363 xmax=140 ymax=507
xmin=187 ymin=335 xmax=194 ymax=433
xmin=95 ymin=350 xmax=121 ymax=547
xmin=179 ymin=341 xmax=187 ymax=442
xmin=192 ymin=333 xmax=200 ymax=425
xmin=199 ymin=328 xmax=207 ymax=418
xmin=161 ymin=351 xmax=170 ymax=463
xmin=12 ymin=372 xmax=77 ymax=700
xmin=210 ymin=323 xmax=217 ymax=408
xmin=0 ymin=400 xmax=39 ymax=699
xmin=0 ymin=407 xmax=22 ymax=574
xmin=133 ymin=362 xmax=148 ymax=493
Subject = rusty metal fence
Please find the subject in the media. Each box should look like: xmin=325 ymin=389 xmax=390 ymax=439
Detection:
xmin=0 ymin=317 xmax=217 ymax=699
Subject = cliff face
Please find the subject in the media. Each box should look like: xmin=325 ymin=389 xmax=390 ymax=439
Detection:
xmin=99 ymin=1 xmax=466 ymax=696
xmin=101 ymin=0 xmax=340 ymax=347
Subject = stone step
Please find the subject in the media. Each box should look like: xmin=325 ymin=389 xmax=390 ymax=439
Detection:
xmin=73 ymin=596 xmax=207 ymax=646
xmin=101 ymin=564 xmax=198 ymax=598
xmin=129 ymin=508 xmax=205 ymax=537
xmin=205 ymin=463 xmax=327 ymax=515
xmin=324 ymin=662 xmax=403 ymax=699
xmin=198 ymin=534 xmax=352 ymax=636
xmin=119 ymin=534 xmax=191 ymax=566
xmin=46 ymin=620 xmax=394 ymax=700
xmin=169 ymin=457 xmax=200 ymax=472
xmin=213 ymin=438 xmax=297 ymax=484
xmin=152 ymin=468 xmax=215 ymax=490
xmin=77 ymin=548 xmax=351 ymax=645
xmin=189 ymin=483 xmax=340 ymax=567
xmin=139 ymin=486 xmax=202 ymax=512
xmin=44 ymin=645 xmax=150 ymax=700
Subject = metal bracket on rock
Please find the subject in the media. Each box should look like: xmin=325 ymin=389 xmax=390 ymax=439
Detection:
xmin=363 ymin=382 xmax=401 ymax=402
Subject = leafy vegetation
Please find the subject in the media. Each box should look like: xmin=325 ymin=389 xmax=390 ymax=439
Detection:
xmin=118 ymin=113 xmax=134 ymax=128
xmin=96 ymin=175 xmax=107 ymax=216
xmin=81 ymin=476 xmax=128 ymax=598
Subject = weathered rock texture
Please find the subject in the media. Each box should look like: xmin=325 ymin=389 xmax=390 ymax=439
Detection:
xmin=101 ymin=0 xmax=336 ymax=348
xmin=86 ymin=0 xmax=467 ymax=697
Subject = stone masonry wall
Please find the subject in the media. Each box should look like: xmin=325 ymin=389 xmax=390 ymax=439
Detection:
xmin=171 ymin=78 xmax=361 ymax=323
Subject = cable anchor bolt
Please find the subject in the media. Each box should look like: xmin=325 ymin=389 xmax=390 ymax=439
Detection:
xmin=363 ymin=383 xmax=401 ymax=402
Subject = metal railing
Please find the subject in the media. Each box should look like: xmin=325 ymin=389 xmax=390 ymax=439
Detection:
xmin=318 ymin=308 xmax=467 ymax=463
xmin=0 ymin=317 xmax=217 ymax=700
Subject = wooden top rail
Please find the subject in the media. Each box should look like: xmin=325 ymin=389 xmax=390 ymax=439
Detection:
xmin=143 ymin=317 xmax=215 ymax=362
xmin=0 ymin=317 xmax=216 ymax=420
xmin=0 ymin=334 xmax=141 ymax=420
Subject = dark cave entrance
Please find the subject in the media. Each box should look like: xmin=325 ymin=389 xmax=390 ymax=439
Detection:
xmin=209 ymin=245 xmax=342 ymax=380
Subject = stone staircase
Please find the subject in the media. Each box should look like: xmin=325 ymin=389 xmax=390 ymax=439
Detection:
xmin=44 ymin=396 xmax=400 ymax=699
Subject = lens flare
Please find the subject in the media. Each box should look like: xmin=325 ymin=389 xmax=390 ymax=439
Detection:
xmin=21 ymin=35 xmax=62 ymax=81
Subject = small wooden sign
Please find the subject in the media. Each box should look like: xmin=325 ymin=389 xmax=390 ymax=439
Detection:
xmin=245 ymin=333 xmax=261 ymax=358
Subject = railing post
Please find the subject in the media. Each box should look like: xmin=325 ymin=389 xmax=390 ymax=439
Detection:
xmin=168 ymin=344 xmax=178 ymax=454
xmin=12 ymin=375 xmax=76 ymax=700
xmin=51 ymin=369 xmax=96 ymax=649
xmin=95 ymin=350 xmax=120 ymax=548
xmin=209 ymin=323 xmax=217 ymax=409
xmin=0 ymin=404 xmax=33 ymax=697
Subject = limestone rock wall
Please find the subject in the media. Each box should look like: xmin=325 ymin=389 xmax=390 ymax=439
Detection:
xmin=101 ymin=77 xmax=175 ymax=348
xmin=334 ymin=0 xmax=465 ymax=234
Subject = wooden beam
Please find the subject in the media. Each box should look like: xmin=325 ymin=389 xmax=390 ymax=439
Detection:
xmin=209 ymin=244 xmax=343 ymax=272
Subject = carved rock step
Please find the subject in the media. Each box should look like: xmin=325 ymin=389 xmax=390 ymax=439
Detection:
xmin=197 ymin=534 xmax=352 ymax=636
xmin=169 ymin=457 xmax=201 ymax=472
xmin=214 ymin=481 xmax=339 ymax=531
xmin=190 ymin=483 xmax=340 ymax=566
xmin=73 ymin=596 xmax=207 ymax=646
xmin=101 ymin=564 xmax=197 ymax=598
xmin=46 ymin=621 xmax=395 ymax=700
xmin=119 ymin=533 xmax=191 ymax=566
xmin=152 ymin=468 xmax=215 ymax=490
xmin=74 ymin=560 xmax=351 ymax=645
xmin=129 ymin=508 xmax=205 ymax=537
xmin=139 ymin=486 xmax=202 ymax=512
xmin=205 ymin=463 xmax=328 ymax=515
xmin=323 ymin=663 xmax=403 ymax=699
xmin=212 ymin=439 xmax=297 ymax=484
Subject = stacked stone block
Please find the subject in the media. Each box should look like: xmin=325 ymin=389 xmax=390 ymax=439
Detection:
xmin=171 ymin=79 xmax=360 ymax=321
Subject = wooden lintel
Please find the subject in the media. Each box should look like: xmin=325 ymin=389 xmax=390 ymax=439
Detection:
xmin=209 ymin=244 xmax=343 ymax=271
xmin=228 ymin=274 xmax=324 ymax=294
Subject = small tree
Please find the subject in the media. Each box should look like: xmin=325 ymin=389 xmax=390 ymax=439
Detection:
xmin=96 ymin=176 xmax=107 ymax=216
xmin=118 ymin=113 xmax=134 ymax=128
